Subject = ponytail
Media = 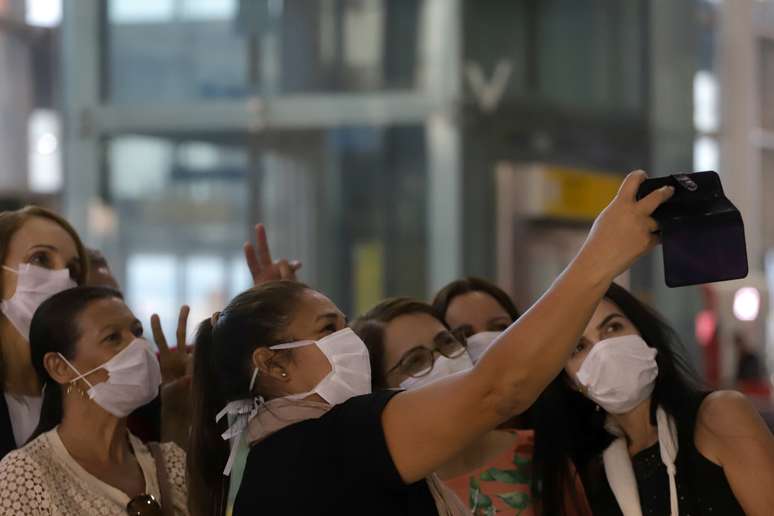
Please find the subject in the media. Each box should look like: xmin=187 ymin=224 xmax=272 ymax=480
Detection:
xmin=188 ymin=319 xmax=230 ymax=516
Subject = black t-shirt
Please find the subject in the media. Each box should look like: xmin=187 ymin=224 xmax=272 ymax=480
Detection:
xmin=233 ymin=390 xmax=439 ymax=516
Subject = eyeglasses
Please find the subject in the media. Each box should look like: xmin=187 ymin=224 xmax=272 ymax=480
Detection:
xmin=126 ymin=494 xmax=162 ymax=516
xmin=386 ymin=331 xmax=467 ymax=379
xmin=451 ymin=325 xmax=474 ymax=342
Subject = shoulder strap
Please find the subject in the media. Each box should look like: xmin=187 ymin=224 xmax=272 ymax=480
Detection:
xmin=602 ymin=437 xmax=643 ymax=516
xmin=148 ymin=442 xmax=174 ymax=516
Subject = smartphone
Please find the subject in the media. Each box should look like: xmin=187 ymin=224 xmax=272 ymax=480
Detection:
xmin=636 ymin=171 xmax=748 ymax=288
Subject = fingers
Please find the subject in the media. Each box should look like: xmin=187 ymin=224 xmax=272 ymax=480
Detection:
xmin=645 ymin=233 xmax=661 ymax=253
xmin=637 ymin=185 xmax=675 ymax=216
xmin=256 ymin=224 xmax=273 ymax=268
xmin=176 ymin=305 xmax=190 ymax=352
xmin=278 ymin=260 xmax=293 ymax=280
xmin=645 ymin=216 xmax=660 ymax=234
xmin=150 ymin=314 xmax=168 ymax=353
xmin=616 ymin=169 xmax=648 ymax=202
xmin=243 ymin=241 xmax=262 ymax=282
xmin=246 ymin=224 xmax=300 ymax=285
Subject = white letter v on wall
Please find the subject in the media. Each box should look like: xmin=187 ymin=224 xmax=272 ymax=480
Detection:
xmin=464 ymin=59 xmax=513 ymax=113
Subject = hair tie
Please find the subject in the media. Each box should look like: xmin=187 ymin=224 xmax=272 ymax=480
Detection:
xmin=211 ymin=311 xmax=221 ymax=326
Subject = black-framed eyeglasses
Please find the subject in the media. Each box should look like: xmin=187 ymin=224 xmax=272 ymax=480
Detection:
xmin=386 ymin=331 xmax=467 ymax=379
xmin=126 ymin=494 xmax=162 ymax=516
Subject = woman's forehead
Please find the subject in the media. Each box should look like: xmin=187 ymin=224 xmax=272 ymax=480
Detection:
xmin=285 ymin=290 xmax=344 ymax=332
xmin=304 ymin=289 xmax=338 ymax=309
xmin=80 ymin=297 xmax=133 ymax=324
xmin=383 ymin=313 xmax=445 ymax=362
xmin=8 ymin=217 xmax=78 ymax=257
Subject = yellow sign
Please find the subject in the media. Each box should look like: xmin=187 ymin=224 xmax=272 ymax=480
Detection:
xmin=541 ymin=166 xmax=621 ymax=221
xmin=353 ymin=240 xmax=384 ymax=316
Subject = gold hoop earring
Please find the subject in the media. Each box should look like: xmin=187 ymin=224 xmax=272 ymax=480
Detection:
xmin=66 ymin=382 xmax=87 ymax=398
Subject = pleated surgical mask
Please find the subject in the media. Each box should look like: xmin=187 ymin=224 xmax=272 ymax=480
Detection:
xmin=59 ymin=338 xmax=162 ymax=418
xmin=269 ymin=328 xmax=372 ymax=405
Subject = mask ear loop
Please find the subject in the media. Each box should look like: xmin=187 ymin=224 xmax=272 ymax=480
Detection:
xmin=57 ymin=353 xmax=97 ymax=391
xmin=249 ymin=367 xmax=260 ymax=393
xmin=269 ymin=339 xmax=315 ymax=350
xmin=265 ymin=340 xmax=314 ymax=381
xmin=1 ymin=266 xmax=18 ymax=274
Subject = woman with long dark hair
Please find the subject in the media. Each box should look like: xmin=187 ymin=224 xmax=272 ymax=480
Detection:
xmin=531 ymin=283 xmax=774 ymax=515
xmin=0 ymin=286 xmax=188 ymax=515
xmin=186 ymin=171 xmax=674 ymax=515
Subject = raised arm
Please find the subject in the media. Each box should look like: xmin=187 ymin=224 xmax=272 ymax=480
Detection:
xmin=383 ymin=170 xmax=674 ymax=482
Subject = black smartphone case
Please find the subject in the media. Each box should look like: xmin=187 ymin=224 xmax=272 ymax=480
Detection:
xmin=636 ymin=171 xmax=748 ymax=288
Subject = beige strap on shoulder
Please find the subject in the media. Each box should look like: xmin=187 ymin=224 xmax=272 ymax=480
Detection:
xmin=148 ymin=442 xmax=175 ymax=516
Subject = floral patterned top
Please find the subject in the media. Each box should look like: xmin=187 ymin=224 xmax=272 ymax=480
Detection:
xmin=444 ymin=430 xmax=535 ymax=516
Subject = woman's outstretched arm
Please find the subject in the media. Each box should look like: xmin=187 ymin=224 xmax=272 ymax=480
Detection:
xmin=383 ymin=170 xmax=674 ymax=483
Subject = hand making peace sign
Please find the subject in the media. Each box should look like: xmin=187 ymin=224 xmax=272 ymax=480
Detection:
xmin=243 ymin=223 xmax=302 ymax=285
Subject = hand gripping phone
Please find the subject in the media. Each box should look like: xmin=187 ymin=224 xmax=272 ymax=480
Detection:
xmin=636 ymin=171 xmax=748 ymax=287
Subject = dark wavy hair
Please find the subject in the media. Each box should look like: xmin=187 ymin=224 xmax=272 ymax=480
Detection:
xmin=530 ymin=283 xmax=707 ymax=515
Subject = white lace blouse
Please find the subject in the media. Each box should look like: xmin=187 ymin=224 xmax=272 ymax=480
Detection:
xmin=0 ymin=428 xmax=189 ymax=515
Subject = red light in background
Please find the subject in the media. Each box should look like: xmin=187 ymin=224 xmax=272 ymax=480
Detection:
xmin=695 ymin=310 xmax=717 ymax=347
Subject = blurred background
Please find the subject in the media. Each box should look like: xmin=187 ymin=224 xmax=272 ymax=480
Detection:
xmin=1 ymin=0 xmax=773 ymax=404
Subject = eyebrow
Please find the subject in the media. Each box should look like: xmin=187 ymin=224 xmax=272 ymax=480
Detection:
xmin=316 ymin=312 xmax=342 ymax=322
xmin=596 ymin=313 xmax=625 ymax=331
xmin=99 ymin=324 xmax=120 ymax=337
xmin=27 ymin=244 xmax=58 ymax=253
xmin=99 ymin=319 xmax=141 ymax=336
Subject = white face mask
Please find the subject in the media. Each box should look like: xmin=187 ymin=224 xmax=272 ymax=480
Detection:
xmin=1 ymin=264 xmax=77 ymax=341
xmin=465 ymin=331 xmax=502 ymax=363
xmin=575 ymin=334 xmax=658 ymax=414
xmin=399 ymin=353 xmax=473 ymax=390
xmin=268 ymin=327 xmax=371 ymax=405
xmin=59 ymin=338 xmax=162 ymax=418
